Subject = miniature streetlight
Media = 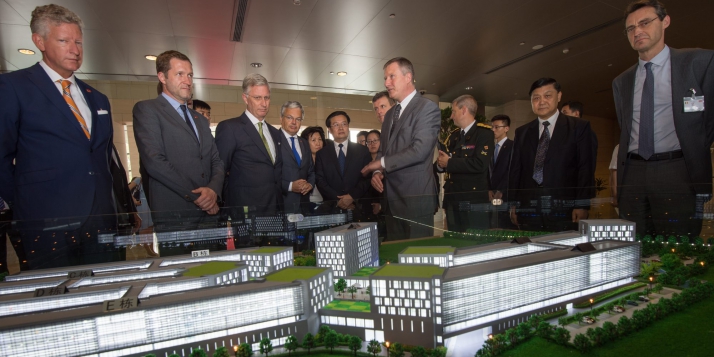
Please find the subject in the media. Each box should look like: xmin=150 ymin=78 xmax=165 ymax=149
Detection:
xmin=649 ymin=276 xmax=654 ymax=296
xmin=385 ymin=341 xmax=390 ymax=348
xmin=701 ymin=261 xmax=705 ymax=267
xmin=234 ymin=345 xmax=238 ymax=357
xmin=488 ymin=334 xmax=493 ymax=340
xmin=589 ymin=298 xmax=594 ymax=316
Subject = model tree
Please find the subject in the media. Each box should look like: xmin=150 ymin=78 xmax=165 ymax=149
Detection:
xmin=388 ymin=342 xmax=405 ymax=357
xmin=348 ymin=336 xmax=362 ymax=356
xmin=553 ymin=327 xmax=570 ymax=346
xmin=317 ymin=325 xmax=331 ymax=343
xmin=259 ymin=337 xmax=272 ymax=356
xmin=302 ymin=332 xmax=316 ymax=354
xmin=410 ymin=346 xmax=427 ymax=357
xmin=143 ymin=354 xmax=157 ymax=357
xmin=324 ymin=331 xmax=338 ymax=353
xmin=536 ymin=321 xmax=553 ymax=339
xmin=335 ymin=278 xmax=347 ymax=296
xmin=236 ymin=343 xmax=253 ymax=357
xmin=190 ymin=348 xmax=207 ymax=357
xmin=169 ymin=355 xmax=180 ymax=357
xmin=557 ymin=316 xmax=568 ymax=328
xmin=213 ymin=347 xmax=230 ymax=357
xmin=431 ymin=346 xmax=447 ymax=357
xmin=573 ymin=333 xmax=591 ymax=353
xmin=348 ymin=285 xmax=358 ymax=299
xmin=367 ymin=339 xmax=381 ymax=357
xmin=284 ymin=336 xmax=298 ymax=356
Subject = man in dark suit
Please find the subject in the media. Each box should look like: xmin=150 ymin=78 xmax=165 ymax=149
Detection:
xmin=488 ymin=114 xmax=515 ymax=229
xmin=216 ymin=74 xmax=282 ymax=216
xmin=278 ymin=101 xmax=314 ymax=213
xmin=509 ymin=78 xmax=596 ymax=232
xmin=436 ymin=95 xmax=493 ymax=232
xmin=613 ymin=0 xmax=714 ymax=237
xmin=133 ymin=51 xmax=223 ymax=232
xmin=562 ymin=101 xmax=598 ymax=175
xmin=362 ymin=57 xmax=441 ymax=240
xmin=0 ymin=5 xmax=117 ymax=268
xmin=316 ymin=111 xmax=372 ymax=216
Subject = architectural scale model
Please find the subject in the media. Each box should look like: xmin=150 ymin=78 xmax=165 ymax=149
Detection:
xmin=0 ymin=220 xmax=639 ymax=357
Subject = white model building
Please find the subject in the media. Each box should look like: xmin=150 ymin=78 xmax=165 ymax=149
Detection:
xmin=315 ymin=222 xmax=379 ymax=277
xmin=239 ymin=246 xmax=293 ymax=278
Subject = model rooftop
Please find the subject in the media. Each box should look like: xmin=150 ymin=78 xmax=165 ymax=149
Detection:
xmin=373 ymin=264 xmax=445 ymax=278
xmin=402 ymin=246 xmax=455 ymax=254
xmin=264 ymin=267 xmax=328 ymax=282
xmin=183 ymin=262 xmax=238 ymax=277
xmin=251 ymin=247 xmax=291 ymax=253
xmin=352 ymin=267 xmax=380 ymax=277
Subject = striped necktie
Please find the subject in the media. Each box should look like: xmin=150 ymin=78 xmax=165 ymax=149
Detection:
xmin=58 ymin=79 xmax=90 ymax=139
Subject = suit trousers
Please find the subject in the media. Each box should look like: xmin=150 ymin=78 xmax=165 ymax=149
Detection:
xmin=619 ymin=157 xmax=701 ymax=237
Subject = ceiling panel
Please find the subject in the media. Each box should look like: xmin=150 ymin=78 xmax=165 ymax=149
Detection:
xmin=271 ymin=48 xmax=337 ymax=86
xmin=0 ymin=0 xmax=27 ymax=25
xmin=309 ymin=54 xmax=381 ymax=88
xmin=0 ymin=57 xmax=19 ymax=72
xmin=175 ymin=36 xmax=236 ymax=79
xmin=4 ymin=0 xmax=105 ymax=29
xmin=240 ymin=43 xmax=291 ymax=82
xmin=291 ymin=0 xmax=389 ymax=53
xmin=80 ymin=29 xmax=132 ymax=75
xmin=168 ymin=0 xmax=234 ymax=40
xmin=111 ymin=32 xmax=178 ymax=76
xmin=241 ymin=0 xmax=318 ymax=47
xmin=90 ymin=0 xmax=174 ymax=36
xmin=0 ymin=23 xmax=42 ymax=70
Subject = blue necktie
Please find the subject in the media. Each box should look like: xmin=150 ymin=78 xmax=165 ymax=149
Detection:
xmin=494 ymin=143 xmax=500 ymax=164
xmin=639 ymin=62 xmax=655 ymax=160
xmin=338 ymin=143 xmax=346 ymax=175
xmin=533 ymin=121 xmax=551 ymax=185
xmin=290 ymin=137 xmax=302 ymax=166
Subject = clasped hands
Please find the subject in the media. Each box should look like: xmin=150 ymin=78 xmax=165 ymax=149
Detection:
xmin=291 ymin=179 xmax=313 ymax=195
xmin=192 ymin=187 xmax=219 ymax=215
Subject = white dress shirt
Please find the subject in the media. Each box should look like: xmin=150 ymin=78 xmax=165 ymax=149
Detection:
xmin=245 ymin=110 xmax=276 ymax=160
xmin=333 ymin=139 xmax=349 ymax=157
xmin=537 ymin=110 xmax=559 ymax=138
xmin=40 ymin=60 xmax=93 ymax=133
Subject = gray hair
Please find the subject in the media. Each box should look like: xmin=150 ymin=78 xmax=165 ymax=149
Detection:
xmin=280 ymin=101 xmax=304 ymax=118
xmin=30 ymin=4 xmax=84 ymax=37
xmin=242 ymin=73 xmax=270 ymax=95
xmin=453 ymin=95 xmax=478 ymax=117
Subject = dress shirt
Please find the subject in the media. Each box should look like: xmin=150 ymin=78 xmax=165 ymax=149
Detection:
xmin=161 ymin=92 xmax=200 ymax=143
xmin=380 ymin=89 xmax=418 ymax=168
xmin=628 ymin=45 xmax=680 ymax=154
xmin=333 ymin=139 xmax=349 ymax=157
xmin=245 ymin=110 xmax=276 ymax=159
xmin=495 ymin=136 xmax=508 ymax=159
xmin=283 ymin=130 xmax=304 ymax=192
xmin=39 ymin=60 xmax=92 ymax=133
xmin=537 ymin=110 xmax=559 ymax=138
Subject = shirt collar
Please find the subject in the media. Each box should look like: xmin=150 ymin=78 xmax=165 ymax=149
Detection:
xmin=496 ymin=136 xmax=508 ymax=146
xmin=333 ymin=140 xmax=348 ymax=149
xmin=245 ymin=110 xmax=265 ymax=126
xmin=161 ymin=92 xmax=186 ymax=110
xmin=639 ymin=45 xmax=670 ymax=69
xmin=39 ymin=60 xmax=76 ymax=85
xmin=282 ymin=128 xmax=298 ymax=140
xmin=538 ymin=110 xmax=559 ymax=126
xmin=462 ymin=120 xmax=476 ymax=134
xmin=398 ymin=89 xmax=418 ymax=111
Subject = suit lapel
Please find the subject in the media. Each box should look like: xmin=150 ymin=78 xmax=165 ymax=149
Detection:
xmin=547 ymin=113 xmax=569 ymax=162
xmin=669 ymin=48 xmax=685 ymax=118
xmin=75 ymin=79 xmax=99 ymax=143
xmin=242 ymin=115 xmax=272 ymax=163
xmin=27 ymin=64 xmax=88 ymax=140
xmin=280 ymin=129 xmax=297 ymax=165
xmin=388 ymin=95 xmax=419 ymax=149
xmin=621 ymin=65 xmax=637 ymax=145
xmin=157 ymin=96 xmax=199 ymax=145
xmin=299 ymin=137 xmax=310 ymax=169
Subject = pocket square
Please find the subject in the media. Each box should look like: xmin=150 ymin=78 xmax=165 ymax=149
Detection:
xmin=97 ymin=109 xmax=109 ymax=115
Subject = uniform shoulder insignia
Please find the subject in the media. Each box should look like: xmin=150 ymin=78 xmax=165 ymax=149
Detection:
xmin=449 ymin=128 xmax=460 ymax=134
xmin=477 ymin=123 xmax=491 ymax=129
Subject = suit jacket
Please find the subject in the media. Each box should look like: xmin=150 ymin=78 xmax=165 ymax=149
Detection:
xmin=377 ymin=93 xmax=441 ymax=217
xmin=215 ymin=113 xmax=283 ymax=213
xmin=132 ymin=95 xmax=224 ymax=218
xmin=279 ymin=129 xmax=315 ymax=213
xmin=315 ymin=140 xmax=371 ymax=204
xmin=0 ymin=63 xmax=115 ymax=223
xmin=489 ymin=138 xmax=514 ymax=200
xmin=442 ymin=124 xmax=494 ymax=206
xmin=613 ymin=47 xmax=714 ymax=195
xmin=509 ymin=113 xmax=595 ymax=208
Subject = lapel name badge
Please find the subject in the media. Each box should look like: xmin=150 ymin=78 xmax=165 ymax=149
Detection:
xmin=684 ymin=88 xmax=705 ymax=113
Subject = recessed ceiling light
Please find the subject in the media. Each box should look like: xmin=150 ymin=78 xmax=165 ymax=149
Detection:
xmin=293 ymin=0 xmax=301 ymax=5
xmin=145 ymin=55 xmax=157 ymax=61
xmin=336 ymin=71 xmax=347 ymax=76
xmin=250 ymin=62 xmax=262 ymax=68
xmin=368 ymin=101 xmax=373 ymax=104
xmin=310 ymin=96 xmax=317 ymax=100
xmin=519 ymin=42 xmax=526 ymax=46
xmin=432 ymin=83 xmax=436 ymax=86
xmin=465 ymin=86 xmax=473 ymax=90
xmin=389 ymin=14 xmax=396 ymax=18
xmin=18 ymin=48 xmax=35 ymax=55
xmin=532 ymin=45 xmax=544 ymax=50
xmin=562 ymin=48 xmax=570 ymax=54
xmin=608 ymin=63 xmax=613 ymax=67
xmin=329 ymin=71 xmax=335 ymax=75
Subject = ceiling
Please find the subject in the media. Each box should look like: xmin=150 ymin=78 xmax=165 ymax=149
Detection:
xmin=1 ymin=0 xmax=712 ymax=119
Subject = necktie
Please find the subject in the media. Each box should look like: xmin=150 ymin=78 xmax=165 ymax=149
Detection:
xmin=338 ymin=143 xmax=346 ymax=175
xmin=0 ymin=195 xmax=6 ymax=211
xmin=390 ymin=104 xmax=402 ymax=137
xmin=494 ymin=143 xmax=500 ymax=164
xmin=533 ymin=121 xmax=551 ymax=185
xmin=179 ymin=104 xmax=198 ymax=140
xmin=58 ymin=80 xmax=90 ymax=139
xmin=458 ymin=130 xmax=466 ymax=147
xmin=290 ymin=136 xmax=302 ymax=166
xmin=639 ymin=62 xmax=655 ymax=160
xmin=258 ymin=122 xmax=274 ymax=163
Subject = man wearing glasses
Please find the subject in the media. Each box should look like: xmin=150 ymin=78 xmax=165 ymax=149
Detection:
xmin=216 ymin=73 xmax=282 ymax=216
xmin=315 ymin=111 xmax=371 ymax=214
xmin=278 ymin=101 xmax=314 ymax=213
xmin=613 ymin=0 xmax=714 ymax=237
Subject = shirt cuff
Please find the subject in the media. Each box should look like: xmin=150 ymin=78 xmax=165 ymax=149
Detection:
xmin=288 ymin=182 xmax=293 ymax=192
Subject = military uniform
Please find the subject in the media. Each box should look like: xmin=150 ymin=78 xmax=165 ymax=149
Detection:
xmin=441 ymin=123 xmax=494 ymax=232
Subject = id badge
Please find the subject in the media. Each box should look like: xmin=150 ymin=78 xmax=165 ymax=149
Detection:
xmin=684 ymin=88 xmax=705 ymax=112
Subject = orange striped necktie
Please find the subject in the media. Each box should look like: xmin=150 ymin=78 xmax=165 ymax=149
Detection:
xmin=57 ymin=79 xmax=90 ymax=139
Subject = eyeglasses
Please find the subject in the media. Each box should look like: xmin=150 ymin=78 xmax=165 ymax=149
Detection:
xmin=330 ymin=122 xmax=349 ymax=128
xmin=283 ymin=115 xmax=303 ymax=122
xmin=248 ymin=95 xmax=271 ymax=102
xmin=366 ymin=139 xmax=380 ymax=145
xmin=624 ymin=17 xmax=659 ymax=35
xmin=491 ymin=125 xmax=508 ymax=129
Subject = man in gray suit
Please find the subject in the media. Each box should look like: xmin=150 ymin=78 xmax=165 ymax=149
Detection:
xmin=215 ymin=74 xmax=282 ymax=216
xmin=362 ymin=57 xmax=441 ymax=240
xmin=133 ymin=50 xmax=224 ymax=232
xmin=278 ymin=101 xmax=314 ymax=213
xmin=613 ymin=0 xmax=714 ymax=237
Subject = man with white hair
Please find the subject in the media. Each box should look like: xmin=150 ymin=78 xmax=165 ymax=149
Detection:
xmin=216 ymin=73 xmax=283 ymax=216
